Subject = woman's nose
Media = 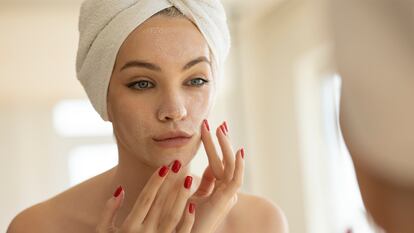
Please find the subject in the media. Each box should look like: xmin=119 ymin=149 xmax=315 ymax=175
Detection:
xmin=157 ymin=94 xmax=188 ymax=122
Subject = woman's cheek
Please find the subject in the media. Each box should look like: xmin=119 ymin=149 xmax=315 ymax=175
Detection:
xmin=116 ymin=97 xmax=152 ymax=141
xmin=188 ymin=88 xmax=213 ymax=114
xmin=186 ymin=90 xmax=212 ymax=135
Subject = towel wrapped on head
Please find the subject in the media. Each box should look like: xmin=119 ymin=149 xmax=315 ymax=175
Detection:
xmin=76 ymin=0 xmax=230 ymax=121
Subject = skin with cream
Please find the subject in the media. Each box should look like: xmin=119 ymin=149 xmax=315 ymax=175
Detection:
xmin=105 ymin=15 xmax=214 ymax=223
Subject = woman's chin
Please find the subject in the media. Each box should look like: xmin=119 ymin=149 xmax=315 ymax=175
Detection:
xmin=151 ymin=147 xmax=196 ymax=165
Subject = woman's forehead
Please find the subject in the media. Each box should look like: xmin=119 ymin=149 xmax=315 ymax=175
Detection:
xmin=117 ymin=16 xmax=210 ymax=65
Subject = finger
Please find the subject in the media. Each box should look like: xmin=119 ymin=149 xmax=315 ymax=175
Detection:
xmin=216 ymin=121 xmax=235 ymax=181
xmin=96 ymin=186 xmax=125 ymax=233
xmin=211 ymin=149 xmax=244 ymax=208
xmin=159 ymin=176 xmax=193 ymax=233
xmin=176 ymin=203 xmax=196 ymax=233
xmin=201 ymin=119 xmax=224 ymax=179
xmin=230 ymin=148 xmax=245 ymax=194
xmin=145 ymin=160 xmax=182 ymax=226
xmin=124 ymin=165 xmax=169 ymax=226
xmin=193 ymin=165 xmax=216 ymax=198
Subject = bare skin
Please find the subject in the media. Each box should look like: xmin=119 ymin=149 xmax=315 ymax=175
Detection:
xmin=334 ymin=0 xmax=414 ymax=231
xmin=350 ymin=156 xmax=414 ymax=233
xmin=7 ymin=14 xmax=287 ymax=233
xmin=6 ymin=170 xmax=286 ymax=233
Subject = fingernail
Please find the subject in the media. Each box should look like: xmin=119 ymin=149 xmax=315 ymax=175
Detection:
xmin=203 ymin=119 xmax=210 ymax=131
xmin=241 ymin=148 xmax=245 ymax=159
xmin=223 ymin=121 xmax=228 ymax=133
xmin=184 ymin=176 xmax=193 ymax=189
xmin=220 ymin=124 xmax=227 ymax=136
xmin=172 ymin=160 xmax=181 ymax=173
xmin=159 ymin=165 xmax=169 ymax=177
xmin=189 ymin=203 xmax=196 ymax=214
xmin=113 ymin=185 xmax=123 ymax=198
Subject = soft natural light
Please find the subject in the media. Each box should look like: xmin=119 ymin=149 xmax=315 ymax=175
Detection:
xmin=323 ymin=74 xmax=374 ymax=233
xmin=68 ymin=144 xmax=118 ymax=186
xmin=53 ymin=99 xmax=113 ymax=137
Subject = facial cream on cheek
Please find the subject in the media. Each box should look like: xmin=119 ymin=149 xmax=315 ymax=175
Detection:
xmin=190 ymin=91 xmax=211 ymax=113
xmin=126 ymin=117 xmax=149 ymax=138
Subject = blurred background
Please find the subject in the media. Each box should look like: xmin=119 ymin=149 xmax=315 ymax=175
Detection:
xmin=0 ymin=0 xmax=373 ymax=232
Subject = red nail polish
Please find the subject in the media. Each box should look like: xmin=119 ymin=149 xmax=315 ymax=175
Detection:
xmin=172 ymin=160 xmax=181 ymax=173
xmin=159 ymin=166 xmax=169 ymax=177
xmin=220 ymin=125 xmax=227 ymax=136
xmin=189 ymin=203 xmax=196 ymax=214
xmin=184 ymin=176 xmax=193 ymax=189
xmin=203 ymin=119 xmax=210 ymax=131
xmin=223 ymin=121 xmax=228 ymax=133
xmin=241 ymin=148 xmax=245 ymax=159
xmin=113 ymin=185 xmax=123 ymax=197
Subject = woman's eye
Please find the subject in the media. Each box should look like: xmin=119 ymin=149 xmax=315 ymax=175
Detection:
xmin=128 ymin=80 xmax=154 ymax=90
xmin=187 ymin=78 xmax=209 ymax=87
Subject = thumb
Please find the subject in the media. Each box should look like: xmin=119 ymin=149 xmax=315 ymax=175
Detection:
xmin=193 ymin=166 xmax=216 ymax=198
xmin=96 ymin=186 xmax=125 ymax=233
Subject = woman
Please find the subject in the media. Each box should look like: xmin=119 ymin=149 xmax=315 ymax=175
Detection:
xmin=7 ymin=1 xmax=288 ymax=232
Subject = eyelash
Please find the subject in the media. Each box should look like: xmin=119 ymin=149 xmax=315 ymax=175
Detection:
xmin=127 ymin=77 xmax=209 ymax=90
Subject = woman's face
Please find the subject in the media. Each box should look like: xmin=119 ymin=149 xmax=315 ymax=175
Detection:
xmin=107 ymin=14 xmax=215 ymax=168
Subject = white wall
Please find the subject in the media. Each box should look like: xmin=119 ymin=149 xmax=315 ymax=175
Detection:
xmin=233 ymin=0 xmax=332 ymax=232
xmin=0 ymin=3 xmax=86 ymax=230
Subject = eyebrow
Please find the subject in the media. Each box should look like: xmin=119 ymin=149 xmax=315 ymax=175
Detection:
xmin=120 ymin=56 xmax=210 ymax=72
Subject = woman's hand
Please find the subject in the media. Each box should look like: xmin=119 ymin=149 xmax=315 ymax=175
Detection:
xmin=96 ymin=166 xmax=195 ymax=233
xmin=189 ymin=120 xmax=245 ymax=233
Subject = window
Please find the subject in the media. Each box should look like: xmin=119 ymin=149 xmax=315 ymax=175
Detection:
xmin=68 ymin=144 xmax=118 ymax=186
xmin=53 ymin=99 xmax=117 ymax=186
xmin=53 ymin=99 xmax=112 ymax=137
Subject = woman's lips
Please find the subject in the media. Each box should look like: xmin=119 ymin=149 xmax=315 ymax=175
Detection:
xmin=153 ymin=136 xmax=192 ymax=148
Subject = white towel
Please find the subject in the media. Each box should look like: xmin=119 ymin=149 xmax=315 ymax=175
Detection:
xmin=76 ymin=0 xmax=230 ymax=121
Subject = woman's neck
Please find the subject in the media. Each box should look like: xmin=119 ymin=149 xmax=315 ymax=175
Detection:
xmin=354 ymin=160 xmax=414 ymax=233
xmin=106 ymin=146 xmax=192 ymax=222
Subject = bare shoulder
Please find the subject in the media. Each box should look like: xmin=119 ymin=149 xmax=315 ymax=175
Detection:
xmin=6 ymin=200 xmax=58 ymax=233
xmin=224 ymin=193 xmax=288 ymax=233
xmin=7 ymin=172 xmax=109 ymax=233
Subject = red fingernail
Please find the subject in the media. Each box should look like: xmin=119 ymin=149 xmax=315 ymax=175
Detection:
xmin=223 ymin=121 xmax=228 ymax=133
xmin=220 ymin=125 xmax=227 ymax=136
xmin=113 ymin=185 xmax=123 ymax=197
xmin=203 ymin=119 xmax=210 ymax=131
xmin=189 ymin=203 xmax=196 ymax=214
xmin=184 ymin=176 xmax=193 ymax=189
xmin=241 ymin=148 xmax=245 ymax=159
xmin=159 ymin=166 xmax=169 ymax=177
xmin=172 ymin=160 xmax=181 ymax=173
